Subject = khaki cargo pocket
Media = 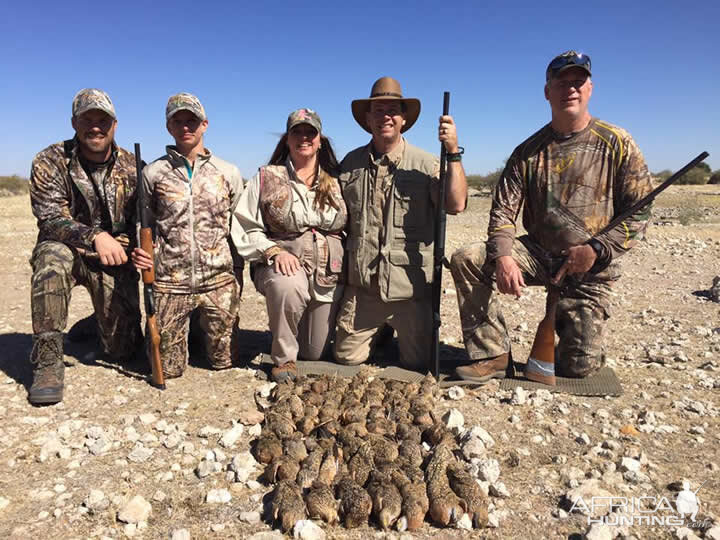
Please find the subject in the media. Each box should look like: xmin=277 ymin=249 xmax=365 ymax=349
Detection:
xmin=336 ymin=291 xmax=357 ymax=333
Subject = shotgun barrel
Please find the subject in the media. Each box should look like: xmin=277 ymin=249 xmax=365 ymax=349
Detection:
xmin=135 ymin=143 xmax=165 ymax=390
xmin=431 ymin=92 xmax=450 ymax=379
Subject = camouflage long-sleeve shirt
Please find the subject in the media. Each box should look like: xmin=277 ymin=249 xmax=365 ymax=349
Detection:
xmin=142 ymin=146 xmax=243 ymax=294
xmin=487 ymin=118 xmax=653 ymax=279
xmin=30 ymin=138 xmax=138 ymax=251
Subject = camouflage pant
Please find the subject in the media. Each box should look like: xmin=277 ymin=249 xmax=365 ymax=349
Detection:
xmin=152 ymin=280 xmax=240 ymax=378
xmin=30 ymin=241 xmax=142 ymax=361
xmin=449 ymin=236 xmax=612 ymax=377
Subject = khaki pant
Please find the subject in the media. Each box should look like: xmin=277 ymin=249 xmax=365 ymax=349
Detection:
xmin=30 ymin=240 xmax=142 ymax=361
xmin=334 ymin=283 xmax=432 ymax=371
xmin=254 ymin=265 xmax=338 ymax=366
xmin=449 ymin=236 xmax=611 ymax=377
xmin=152 ymin=280 xmax=239 ymax=378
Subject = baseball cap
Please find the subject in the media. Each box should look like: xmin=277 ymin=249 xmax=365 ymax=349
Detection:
xmin=287 ymin=108 xmax=322 ymax=134
xmin=546 ymin=51 xmax=592 ymax=81
xmin=166 ymin=93 xmax=207 ymax=121
xmin=72 ymin=88 xmax=116 ymax=119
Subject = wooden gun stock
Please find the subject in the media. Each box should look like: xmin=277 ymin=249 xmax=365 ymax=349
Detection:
xmin=525 ymin=288 xmax=558 ymax=385
xmin=136 ymin=143 xmax=165 ymax=390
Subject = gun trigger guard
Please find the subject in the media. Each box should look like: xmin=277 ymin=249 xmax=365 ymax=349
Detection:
xmin=441 ymin=257 xmax=450 ymax=269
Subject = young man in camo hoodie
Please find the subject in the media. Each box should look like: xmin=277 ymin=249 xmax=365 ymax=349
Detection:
xmin=131 ymin=93 xmax=244 ymax=380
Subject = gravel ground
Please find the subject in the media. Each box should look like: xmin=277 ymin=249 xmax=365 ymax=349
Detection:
xmin=0 ymin=186 xmax=718 ymax=540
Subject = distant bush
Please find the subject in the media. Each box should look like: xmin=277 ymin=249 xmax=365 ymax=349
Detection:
xmin=653 ymin=164 xmax=709 ymax=185
xmin=0 ymin=175 xmax=29 ymax=196
xmin=467 ymin=167 xmax=504 ymax=190
xmin=708 ymin=171 xmax=720 ymax=185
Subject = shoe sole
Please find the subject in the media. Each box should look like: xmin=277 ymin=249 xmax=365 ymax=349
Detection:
xmin=29 ymin=392 xmax=63 ymax=405
xmin=454 ymin=370 xmax=506 ymax=384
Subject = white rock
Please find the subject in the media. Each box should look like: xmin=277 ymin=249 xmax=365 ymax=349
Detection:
xmin=117 ymin=495 xmax=152 ymax=524
xmin=138 ymin=414 xmax=156 ymax=425
xmin=446 ymin=386 xmax=465 ymax=400
xmin=127 ymin=443 xmax=153 ymax=463
xmin=511 ymin=387 xmax=527 ymax=405
xmin=219 ymin=424 xmax=244 ymax=448
xmin=84 ymin=489 xmax=108 ymax=511
xmin=293 ymin=520 xmax=325 ymax=540
xmin=674 ymin=527 xmax=702 ymax=540
xmin=585 ymin=522 xmax=613 ymax=540
xmin=211 ymin=524 xmax=226 ymax=532
xmin=489 ymin=482 xmax=510 ymax=498
xmin=171 ymin=529 xmax=191 ymax=540
xmin=205 ymin=489 xmax=231 ymax=504
xmin=239 ymin=511 xmax=261 ymax=524
xmin=248 ymin=532 xmax=285 ymax=540
xmin=0 ymin=497 xmax=9 ymax=511
xmin=465 ymin=426 xmax=495 ymax=448
xmin=257 ymin=383 xmax=276 ymax=398
xmin=248 ymin=424 xmax=262 ymax=438
xmin=455 ymin=513 xmax=473 ymax=529
xmin=619 ymin=457 xmax=641 ymax=473
xmin=124 ymin=523 xmax=137 ymax=537
xmin=487 ymin=511 xmax=500 ymax=527
xmin=198 ymin=426 xmax=222 ymax=438
xmin=152 ymin=490 xmax=166 ymax=502
xmin=476 ymin=458 xmax=500 ymax=484
xmin=442 ymin=408 xmax=465 ymax=430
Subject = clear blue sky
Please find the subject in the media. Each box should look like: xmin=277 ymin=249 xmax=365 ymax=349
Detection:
xmin=2 ymin=0 xmax=717 ymax=178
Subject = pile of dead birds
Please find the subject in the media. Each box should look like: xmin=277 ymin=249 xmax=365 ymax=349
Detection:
xmin=253 ymin=371 xmax=489 ymax=533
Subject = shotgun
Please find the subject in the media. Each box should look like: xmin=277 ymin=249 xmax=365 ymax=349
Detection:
xmin=525 ymin=151 xmax=710 ymax=385
xmin=135 ymin=143 xmax=166 ymax=390
xmin=431 ymin=92 xmax=450 ymax=379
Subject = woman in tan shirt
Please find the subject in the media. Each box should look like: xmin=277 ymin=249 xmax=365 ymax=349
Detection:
xmin=232 ymin=109 xmax=347 ymax=382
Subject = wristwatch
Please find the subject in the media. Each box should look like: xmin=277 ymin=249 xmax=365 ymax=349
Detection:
xmin=586 ymin=238 xmax=603 ymax=256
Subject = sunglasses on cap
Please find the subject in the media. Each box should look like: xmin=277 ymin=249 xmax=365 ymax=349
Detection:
xmin=546 ymin=51 xmax=591 ymax=80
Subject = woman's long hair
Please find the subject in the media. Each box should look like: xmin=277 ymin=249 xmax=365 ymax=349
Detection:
xmin=268 ymin=133 xmax=341 ymax=211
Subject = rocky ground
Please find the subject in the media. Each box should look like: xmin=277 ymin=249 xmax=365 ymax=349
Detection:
xmin=0 ymin=186 xmax=719 ymax=540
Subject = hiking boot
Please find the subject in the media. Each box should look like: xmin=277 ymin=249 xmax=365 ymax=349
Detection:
xmin=67 ymin=314 xmax=97 ymax=343
xmin=455 ymin=352 xmax=509 ymax=384
xmin=271 ymin=361 xmax=297 ymax=383
xmin=29 ymin=332 xmax=64 ymax=405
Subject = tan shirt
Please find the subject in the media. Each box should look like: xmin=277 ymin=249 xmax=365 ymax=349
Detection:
xmin=232 ymin=160 xmax=346 ymax=302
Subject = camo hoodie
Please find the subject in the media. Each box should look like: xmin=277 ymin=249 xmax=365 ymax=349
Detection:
xmin=30 ymin=138 xmax=137 ymax=250
xmin=141 ymin=146 xmax=243 ymax=293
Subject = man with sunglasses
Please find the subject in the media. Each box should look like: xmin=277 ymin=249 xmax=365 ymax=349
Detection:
xmin=449 ymin=51 xmax=654 ymax=383
xmin=28 ymin=89 xmax=144 ymax=404
xmin=334 ymin=76 xmax=468 ymax=371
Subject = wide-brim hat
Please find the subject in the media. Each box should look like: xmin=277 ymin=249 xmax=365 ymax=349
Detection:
xmin=351 ymin=77 xmax=421 ymax=134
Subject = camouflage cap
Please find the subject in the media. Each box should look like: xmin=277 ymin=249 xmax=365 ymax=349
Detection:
xmin=286 ymin=108 xmax=322 ymax=135
xmin=166 ymin=93 xmax=207 ymax=121
xmin=72 ymin=88 xmax=116 ymax=119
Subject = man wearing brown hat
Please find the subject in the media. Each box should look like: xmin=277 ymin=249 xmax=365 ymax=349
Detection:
xmin=131 ymin=93 xmax=244 ymax=380
xmin=28 ymin=88 xmax=143 ymax=404
xmin=334 ymin=76 xmax=468 ymax=370
xmin=449 ymin=50 xmax=654 ymax=383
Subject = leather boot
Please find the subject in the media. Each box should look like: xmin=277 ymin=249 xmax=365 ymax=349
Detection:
xmin=455 ymin=352 xmax=509 ymax=384
xmin=29 ymin=332 xmax=64 ymax=405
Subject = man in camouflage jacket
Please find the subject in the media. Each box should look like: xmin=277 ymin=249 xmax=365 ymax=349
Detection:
xmin=131 ymin=93 xmax=243 ymax=379
xmin=28 ymin=88 xmax=143 ymax=404
xmin=449 ymin=51 xmax=654 ymax=383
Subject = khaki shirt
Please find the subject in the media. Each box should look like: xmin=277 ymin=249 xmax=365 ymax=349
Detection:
xmin=231 ymin=160 xmax=346 ymax=302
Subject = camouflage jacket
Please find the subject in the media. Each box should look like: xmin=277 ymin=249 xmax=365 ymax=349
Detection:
xmin=30 ymin=138 xmax=137 ymax=251
xmin=487 ymin=117 xmax=654 ymax=281
xmin=142 ymin=146 xmax=243 ymax=294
